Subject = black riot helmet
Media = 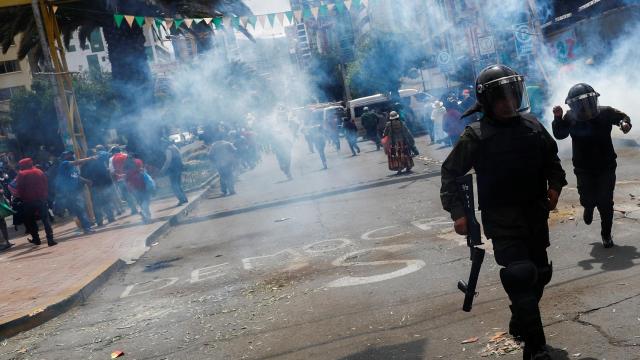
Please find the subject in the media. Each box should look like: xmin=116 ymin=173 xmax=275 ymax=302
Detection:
xmin=475 ymin=64 xmax=530 ymax=119
xmin=565 ymin=83 xmax=600 ymax=120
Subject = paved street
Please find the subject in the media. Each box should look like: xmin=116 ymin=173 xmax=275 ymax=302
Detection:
xmin=1 ymin=138 xmax=640 ymax=360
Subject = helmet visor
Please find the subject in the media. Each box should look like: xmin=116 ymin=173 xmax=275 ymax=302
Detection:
xmin=480 ymin=75 xmax=530 ymax=118
xmin=566 ymin=92 xmax=599 ymax=120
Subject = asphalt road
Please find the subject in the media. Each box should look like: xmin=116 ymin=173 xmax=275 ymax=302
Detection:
xmin=2 ymin=138 xmax=640 ymax=360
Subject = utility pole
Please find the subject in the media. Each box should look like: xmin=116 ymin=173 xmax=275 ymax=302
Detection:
xmin=31 ymin=0 xmax=70 ymax=145
xmin=31 ymin=0 xmax=94 ymax=220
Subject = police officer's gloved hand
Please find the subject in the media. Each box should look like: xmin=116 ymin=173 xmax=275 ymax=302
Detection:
xmin=454 ymin=216 xmax=468 ymax=235
xmin=620 ymin=121 xmax=632 ymax=134
xmin=552 ymin=106 xmax=563 ymax=119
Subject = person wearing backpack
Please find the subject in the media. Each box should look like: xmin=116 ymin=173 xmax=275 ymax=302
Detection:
xmin=124 ymin=153 xmax=152 ymax=223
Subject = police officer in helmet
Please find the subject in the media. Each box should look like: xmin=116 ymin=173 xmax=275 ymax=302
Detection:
xmin=441 ymin=65 xmax=568 ymax=360
xmin=552 ymin=84 xmax=632 ymax=248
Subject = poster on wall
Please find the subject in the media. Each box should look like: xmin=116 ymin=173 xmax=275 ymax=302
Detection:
xmin=548 ymin=29 xmax=579 ymax=64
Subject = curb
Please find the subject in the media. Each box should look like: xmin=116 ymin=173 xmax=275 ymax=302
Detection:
xmin=0 ymin=175 xmax=217 ymax=340
xmin=0 ymin=259 xmax=125 ymax=340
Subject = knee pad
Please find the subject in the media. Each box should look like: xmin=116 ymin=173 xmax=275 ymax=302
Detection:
xmin=500 ymin=260 xmax=538 ymax=294
xmin=537 ymin=262 xmax=553 ymax=287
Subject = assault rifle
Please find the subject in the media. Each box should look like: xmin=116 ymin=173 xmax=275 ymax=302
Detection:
xmin=456 ymin=174 xmax=485 ymax=312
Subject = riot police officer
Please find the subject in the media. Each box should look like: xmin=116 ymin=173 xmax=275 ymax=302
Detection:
xmin=552 ymin=84 xmax=632 ymax=248
xmin=440 ymin=65 xmax=568 ymax=360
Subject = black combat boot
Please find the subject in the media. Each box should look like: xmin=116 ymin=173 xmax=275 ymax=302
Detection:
xmin=583 ymin=207 xmax=594 ymax=225
xmin=601 ymin=233 xmax=614 ymax=248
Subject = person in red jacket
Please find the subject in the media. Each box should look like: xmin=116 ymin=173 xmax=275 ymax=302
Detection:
xmin=16 ymin=158 xmax=56 ymax=246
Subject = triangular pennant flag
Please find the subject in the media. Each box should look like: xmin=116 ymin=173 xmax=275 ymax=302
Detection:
xmin=165 ymin=19 xmax=173 ymax=29
xmin=134 ymin=16 xmax=145 ymax=27
xmin=193 ymin=18 xmax=203 ymax=24
xmin=248 ymin=16 xmax=257 ymax=28
xmin=114 ymin=14 xmax=124 ymax=28
xmin=303 ymin=7 xmax=312 ymax=20
xmin=212 ymin=17 xmax=222 ymax=29
xmin=319 ymin=4 xmax=329 ymax=17
xmin=240 ymin=17 xmax=248 ymax=28
xmin=52 ymin=5 xmax=58 ymax=13
xmin=124 ymin=15 xmax=135 ymax=28
xmin=327 ymin=3 xmax=336 ymax=11
xmin=257 ymin=14 xmax=267 ymax=28
xmin=335 ymin=1 xmax=345 ymax=13
xmin=174 ymin=18 xmax=184 ymax=28
xmin=204 ymin=17 xmax=213 ymax=25
xmin=223 ymin=17 xmax=231 ymax=30
xmin=344 ymin=0 xmax=353 ymax=11
xmin=184 ymin=18 xmax=193 ymax=28
xmin=144 ymin=17 xmax=154 ymax=27
xmin=276 ymin=12 xmax=285 ymax=26
xmin=362 ymin=0 xmax=369 ymax=7
xmin=311 ymin=7 xmax=319 ymax=19
xmin=294 ymin=10 xmax=303 ymax=23
xmin=285 ymin=11 xmax=294 ymax=24
xmin=267 ymin=13 xmax=276 ymax=27
xmin=352 ymin=0 xmax=361 ymax=10
xmin=155 ymin=18 xmax=164 ymax=28
xmin=231 ymin=16 xmax=240 ymax=28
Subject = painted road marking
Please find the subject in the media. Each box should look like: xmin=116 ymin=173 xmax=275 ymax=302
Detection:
xmin=361 ymin=226 xmax=408 ymax=241
xmin=242 ymin=249 xmax=308 ymax=272
xmin=303 ymin=238 xmax=353 ymax=254
xmin=120 ymin=277 xmax=179 ymax=298
xmin=411 ymin=216 xmax=453 ymax=231
xmin=327 ymin=245 xmax=426 ymax=288
xmin=190 ymin=263 xmax=229 ymax=284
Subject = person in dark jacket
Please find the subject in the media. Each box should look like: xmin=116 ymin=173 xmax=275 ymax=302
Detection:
xmin=441 ymin=65 xmax=567 ymax=360
xmin=361 ymin=107 xmax=381 ymax=150
xmin=16 ymin=158 xmax=56 ymax=246
xmin=552 ymin=83 xmax=632 ymax=248
xmin=55 ymin=151 xmax=95 ymax=234
xmin=160 ymin=139 xmax=188 ymax=206
xmin=343 ymin=118 xmax=361 ymax=156
xmin=82 ymin=148 xmax=116 ymax=226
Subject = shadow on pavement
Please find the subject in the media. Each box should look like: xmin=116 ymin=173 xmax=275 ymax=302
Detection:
xmin=337 ymin=340 xmax=426 ymax=360
xmin=577 ymin=242 xmax=640 ymax=271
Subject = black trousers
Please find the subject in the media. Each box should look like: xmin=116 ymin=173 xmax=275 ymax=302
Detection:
xmin=23 ymin=200 xmax=54 ymax=243
xmin=576 ymin=168 xmax=616 ymax=236
xmin=493 ymin=236 xmax=551 ymax=353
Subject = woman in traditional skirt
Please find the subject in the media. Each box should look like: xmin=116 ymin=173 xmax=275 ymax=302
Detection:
xmin=383 ymin=111 xmax=417 ymax=175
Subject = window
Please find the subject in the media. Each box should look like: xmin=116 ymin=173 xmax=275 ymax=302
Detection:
xmin=0 ymin=86 xmax=25 ymax=101
xmin=0 ymin=60 xmax=20 ymax=74
xmin=89 ymin=29 xmax=105 ymax=53
xmin=86 ymin=54 xmax=100 ymax=73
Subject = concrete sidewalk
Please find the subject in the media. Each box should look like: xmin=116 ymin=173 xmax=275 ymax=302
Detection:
xmin=0 ymin=178 xmax=214 ymax=339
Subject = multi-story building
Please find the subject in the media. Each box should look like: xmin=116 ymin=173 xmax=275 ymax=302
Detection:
xmin=0 ymin=35 xmax=33 ymax=150
xmin=538 ymin=0 xmax=639 ymax=66
xmin=64 ymin=29 xmax=111 ymax=73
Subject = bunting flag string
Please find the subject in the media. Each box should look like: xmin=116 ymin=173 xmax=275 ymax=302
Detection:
xmin=111 ymin=0 xmax=372 ymax=32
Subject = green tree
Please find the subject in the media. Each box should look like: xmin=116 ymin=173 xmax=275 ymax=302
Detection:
xmin=346 ymin=32 xmax=426 ymax=99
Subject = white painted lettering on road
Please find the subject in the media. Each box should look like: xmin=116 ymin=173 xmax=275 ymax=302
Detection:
xmin=242 ymin=249 xmax=308 ymax=271
xmin=327 ymin=245 xmax=426 ymax=288
xmin=303 ymin=238 xmax=353 ymax=254
xmin=120 ymin=277 xmax=179 ymax=298
xmin=190 ymin=263 xmax=229 ymax=284
xmin=360 ymin=226 xmax=408 ymax=241
xmin=411 ymin=216 xmax=453 ymax=232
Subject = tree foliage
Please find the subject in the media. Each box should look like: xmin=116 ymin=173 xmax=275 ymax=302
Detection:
xmin=346 ymin=32 xmax=426 ymax=99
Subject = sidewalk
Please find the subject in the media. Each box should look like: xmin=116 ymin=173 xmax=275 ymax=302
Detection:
xmin=0 ymin=177 xmax=214 ymax=339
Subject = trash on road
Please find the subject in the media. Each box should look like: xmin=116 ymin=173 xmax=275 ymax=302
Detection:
xmin=111 ymin=350 xmax=125 ymax=358
xmin=275 ymin=218 xmax=291 ymax=223
xmin=461 ymin=336 xmax=479 ymax=344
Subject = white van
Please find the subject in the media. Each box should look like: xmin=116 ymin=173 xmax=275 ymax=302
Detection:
xmin=348 ymin=89 xmax=433 ymax=136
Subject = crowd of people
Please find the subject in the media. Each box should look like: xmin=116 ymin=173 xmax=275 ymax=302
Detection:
xmin=0 ymin=139 xmax=188 ymax=252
